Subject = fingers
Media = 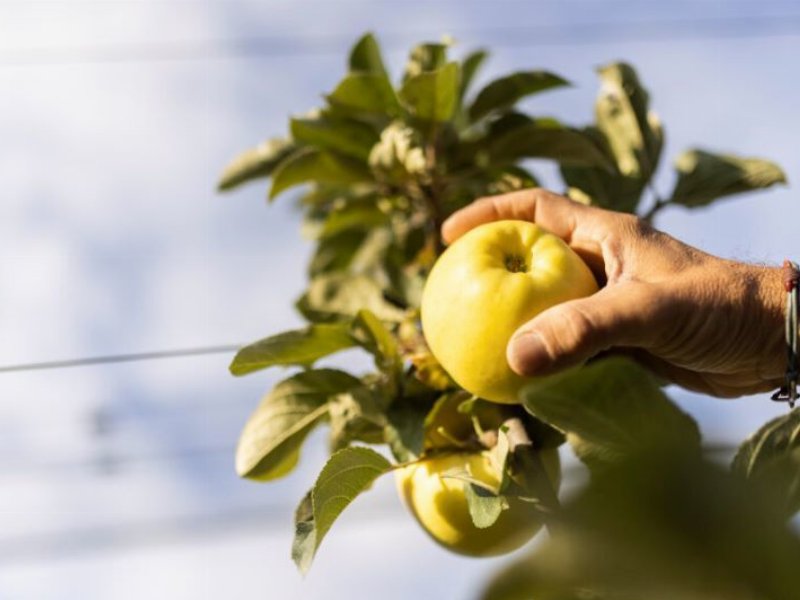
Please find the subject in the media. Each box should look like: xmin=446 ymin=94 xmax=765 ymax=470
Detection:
xmin=442 ymin=188 xmax=604 ymax=246
xmin=507 ymin=284 xmax=663 ymax=377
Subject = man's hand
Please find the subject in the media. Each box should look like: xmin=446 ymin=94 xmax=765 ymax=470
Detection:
xmin=442 ymin=189 xmax=785 ymax=398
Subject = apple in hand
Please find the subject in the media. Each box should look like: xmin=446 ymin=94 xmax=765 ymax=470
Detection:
xmin=395 ymin=449 xmax=560 ymax=557
xmin=421 ymin=220 xmax=598 ymax=403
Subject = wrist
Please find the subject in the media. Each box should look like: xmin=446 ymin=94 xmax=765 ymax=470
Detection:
xmin=751 ymin=264 xmax=787 ymax=387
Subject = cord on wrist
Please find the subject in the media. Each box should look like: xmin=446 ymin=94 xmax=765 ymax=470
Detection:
xmin=771 ymin=260 xmax=800 ymax=408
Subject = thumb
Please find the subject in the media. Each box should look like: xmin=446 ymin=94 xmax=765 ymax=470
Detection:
xmin=506 ymin=284 xmax=656 ymax=377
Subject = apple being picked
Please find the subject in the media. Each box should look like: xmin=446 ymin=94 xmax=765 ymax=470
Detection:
xmin=421 ymin=220 xmax=598 ymax=404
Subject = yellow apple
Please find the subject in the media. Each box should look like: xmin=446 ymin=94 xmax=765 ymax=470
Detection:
xmin=422 ymin=220 xmax=598 ymax=403
xmin=395 ymin=449 xmax=560 ymax=557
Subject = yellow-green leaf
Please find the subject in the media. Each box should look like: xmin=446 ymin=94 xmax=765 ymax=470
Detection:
xmin=399 ymin=62 xmax=460 ymax=122
xmin=269 ymin=148 xmax=370 ymax=200
xmin=469 ymin=71 xmax=569 ymax=122
xmin=670 ymin=149 xmax=787 ymax=208
xmin=327 ymin=72 xmax=400 ymax=116
xmin=229 ymin=323 xmax=357 ymax=376
xmin=217 ymin=138 xmax=295 ymax=191
xmin=236 ymin=369 xmax=361 ymax=480
xmin=292 ymin=447 xmax=392 ymax=573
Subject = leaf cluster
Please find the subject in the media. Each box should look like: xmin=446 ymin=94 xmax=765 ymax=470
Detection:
xmin=217 ymin=32 xmax=792 ymax=587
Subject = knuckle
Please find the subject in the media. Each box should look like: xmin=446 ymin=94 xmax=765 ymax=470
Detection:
xmin=548 ymin=304 xmax=597 ymax=354
xmin=614 ymin=213 xmax=651 ymax=239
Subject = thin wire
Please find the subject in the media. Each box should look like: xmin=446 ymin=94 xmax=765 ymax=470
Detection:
xmin=0 ymin=344 xmax=241 ymax=374
xmin=1 ymin=15 xmax=800 ymax=67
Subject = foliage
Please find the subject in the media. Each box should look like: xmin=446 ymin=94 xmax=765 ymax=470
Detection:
xmin=219 ymin=33 xmax=791 ymax=596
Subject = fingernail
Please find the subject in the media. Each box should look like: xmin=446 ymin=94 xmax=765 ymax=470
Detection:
xmin=508 ymin=331 xmax=552 ymax=376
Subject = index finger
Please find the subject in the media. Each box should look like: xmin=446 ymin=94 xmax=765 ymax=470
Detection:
xmin=442 ymin=188 xmax=593 ymax=245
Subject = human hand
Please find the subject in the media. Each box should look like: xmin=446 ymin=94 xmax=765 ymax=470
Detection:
xmin=442 ymin=189 xmax=785 ymax=398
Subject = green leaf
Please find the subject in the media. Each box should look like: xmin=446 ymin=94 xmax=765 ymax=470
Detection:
xmin=560 ymin=126 xmax=646 ymax=213
xmin=350 ymin=309 xmax=401 ymax=380
xmin=235 ymin=369 xmax=360 ymax=480
xmin=481 ymin=452 xmax=800 ymax=600
xmin=309 ymin=228 xmax=369 ymax=276
xmin=270 ymin=148 xmax=371 ymax=200
xmin=732 ymin=409 xmax=800 ymax=519
xmin=384 ymin=396 xmax=432 ymax=462
xmin=399 ymin=62 xmax=460 ymax=122
xmin=318 ymin=205 xmax=388 ymax=239
xmin=217 ymin=138 xmax=296 ymax=192
xmin=348 ymin=33 xmax=389 ymax=77
xmin=291 ymin=447 xmax=392 ymax=574
xmin=290 ymin=114 xmax=379 ymax=161
xmin=469 ymin=71 xmax=569 ymax=122
xmin=296 ymin=273 xmax=407 ymax=323
xmin=459 ymin=49 xmax=488 ymax=101
xmin=485 ymin=165 xmax=541 ymax=196
xmin=595 ymin=62 xmax=663 ymax=180
xmin=327 ymin=387 xmax=387 ymax=452
xmin=670 ymin=149 xmax=787 ymax=208
xmin=229 ymin=323 xmax=356 ymax=376
xmin=520 ymin=357 xmax=701 ymax=470
xmin=489 ymin=120 xmax=615 ymax=170
xmin=465 ymin=483 xmax=507 ymax=529
xmin=327 ymin=72 xmax=400 ymax=116
xmin=403 ymin=42 xmax=448 ymax=80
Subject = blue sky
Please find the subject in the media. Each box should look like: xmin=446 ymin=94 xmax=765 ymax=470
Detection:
xmin=0 ymin=1 xmax=798 ymax=598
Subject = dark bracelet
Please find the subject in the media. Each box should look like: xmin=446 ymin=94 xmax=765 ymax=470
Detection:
xmin=771 ymin=260 xmax=800 ymax=407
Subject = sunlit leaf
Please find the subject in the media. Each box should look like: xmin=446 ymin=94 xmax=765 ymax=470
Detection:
xmin=384 ymin=395 xmax=433 ymax=462
xmin=670 ymin=149 xmax=787 ymax=208
xmin=319 ymin=205 xmax=388 ymax=239
xmin=403 ymin=42 xmax=448 ymax=80
xmin=486 ymin=165 xmax=540 ymax=195
xmin=560 ymin=126 xmax=646 ymax=213
xmin=400 ymin=62 xmax=460 ymax=122
xmin=350 ymin=309 xmax=402 ymax=381
xmin=469 ymin=71 xmax=569 ymax=122
xmin=521 ymin=357 xmax=701 ymax=470
xmin=732 ymin=409 xmax=800 ymax=519
xmin=328 ymin=387 xmax=387 ymax=452
xmin=236 ymin=369 xmax=361 ymax=480
xmin=464 ymin=484 xmax=508 ymax=529
xmin=348 ymin=32 xmax=389 ymax=77
xmin=290 ymin=114 xmax=379 ymax=161
xmin=296 ymin=273 xmax=407 ymax=323
xmin=217 ymin=138 xmax=296 ymax=191
xmin=459 ymin=49 xmax=488 ymax=101
xmin=309 ymin=229 xmax=369 ymax=276
xmin=292 ymin=447 xmax=392 ymax=574
xmin=489 ymin=119 xmax=614 ymax=170
xmin=595 ymin=62 xmax=663 ymax=180
xmin=327 ymin=72 xmax=400 ymax=116
xmin=229 ymin=323 xmax=356 ymax=376
xmin=270 ymin=148 xmax=371 ymax=200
